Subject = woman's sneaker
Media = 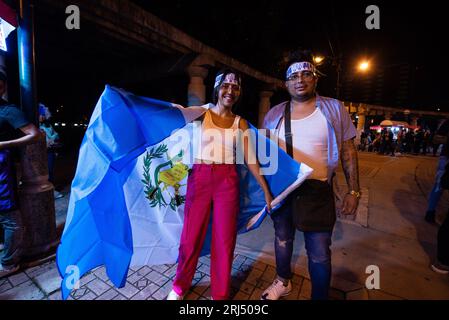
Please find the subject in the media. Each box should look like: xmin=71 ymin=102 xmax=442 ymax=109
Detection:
xmin=0 ymin=263 xmax=20 ymax=278
xmin=167 ymin=289 xmax=184 ymax=300
xmin=260 ymin=278 xmax=292 ymax=300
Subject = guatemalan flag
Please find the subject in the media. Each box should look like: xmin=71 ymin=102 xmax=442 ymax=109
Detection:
xmin=56 ymin=85 xmax=312 ymax=299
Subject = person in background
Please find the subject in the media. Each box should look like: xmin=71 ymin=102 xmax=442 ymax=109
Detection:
xmin=395 ymin=129 xmax=404 ymax=154
xmin=425 ymin=119 xmax=449 ymax=223
xmin=38 ymin=104 xmax=64 ymax=199
xmin=430 ymin=161 xmax=449 ymax=274
xmin=0 ymin=72 xmax=40 ymax=277
xmin=414 ymin=129 xmax=424 ymax=155
xmin=422 ymin=129 xmax=431 ymax=155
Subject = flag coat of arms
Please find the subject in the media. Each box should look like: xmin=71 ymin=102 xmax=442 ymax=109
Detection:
xmin=56 ymin=85 xmax=312 ymax=299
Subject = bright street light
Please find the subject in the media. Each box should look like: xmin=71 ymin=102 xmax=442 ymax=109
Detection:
xmin=313 ymin=55 xmax=324 ymax=65
xmin=358 ymin=61 xmax=370 ymax=71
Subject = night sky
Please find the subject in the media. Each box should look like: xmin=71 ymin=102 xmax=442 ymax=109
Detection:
xmin=3 ymin=0 xmax=449 ymax=126
xmin=132 ymin=0 xmax=449 ymax=111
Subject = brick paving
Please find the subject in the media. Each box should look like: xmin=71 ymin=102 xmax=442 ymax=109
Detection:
xmin=0 ymin=253 xmax=346 ymax=300
xmin=3 ymin=153 xmax=448 ymax=300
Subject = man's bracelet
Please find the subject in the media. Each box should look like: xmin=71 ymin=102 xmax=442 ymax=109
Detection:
xmin=348 ymin=190 xmax=361 ymax=199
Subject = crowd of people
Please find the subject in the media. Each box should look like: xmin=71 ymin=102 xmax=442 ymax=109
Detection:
xmin=358 ymin=127 xmax=441 ymax=156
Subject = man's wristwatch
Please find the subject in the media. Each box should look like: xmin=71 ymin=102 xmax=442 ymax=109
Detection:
xmin=348 ymin=190 xmax=362 ymax=199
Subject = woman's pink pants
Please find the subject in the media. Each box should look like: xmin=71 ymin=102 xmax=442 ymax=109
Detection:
xmin=172 ymin=164 xmax=240 ymax=300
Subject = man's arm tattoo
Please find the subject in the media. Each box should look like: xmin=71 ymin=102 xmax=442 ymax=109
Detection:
xmin=341 ymin=139 xmax=360 ymax=191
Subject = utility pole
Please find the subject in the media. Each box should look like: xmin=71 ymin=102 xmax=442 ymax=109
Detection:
xmin=333 ymin=54 xmax=342 ymax=100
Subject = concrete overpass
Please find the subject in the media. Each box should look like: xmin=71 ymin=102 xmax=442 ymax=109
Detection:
xmin=40 ymin=0 xmax=282 ymax=125
xmin=40 ymin=0 xmax=448 ymax=129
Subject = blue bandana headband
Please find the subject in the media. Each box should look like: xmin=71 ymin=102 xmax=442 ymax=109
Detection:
xmin=286 ymin=62 xmax=316 ymax=79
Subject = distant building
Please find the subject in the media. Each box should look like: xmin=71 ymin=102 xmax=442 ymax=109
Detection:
xmin=341 ymin=62 xmax=415 ymax=108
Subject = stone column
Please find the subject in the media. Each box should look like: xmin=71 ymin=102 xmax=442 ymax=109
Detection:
xmin=258 ymin=90 xmax=274 ymax=128
xmin=187 ymin=65 xmax=208 ymax=106
xmin=18 ymin=135 xmax=57 ymax=259
xmin=357 ymin=108 xmax=367 ymax=132
xmin=349 ymin=102 xmax=358 ymax=114
xmin=355 ymin=105 xmax=367 ymax=146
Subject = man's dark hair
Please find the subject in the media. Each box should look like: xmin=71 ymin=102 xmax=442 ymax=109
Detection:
xmin=212 ymin=68 xmax=243 ymax=106
xmin=283 ymin=49 xmax=316 ymax=78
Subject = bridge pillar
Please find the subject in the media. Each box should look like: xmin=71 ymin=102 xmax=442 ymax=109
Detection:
xmin=187 ymin=65 xmax=208 ymax=106
xmin=355 ymin=105 xmax=367 ymax=145
xmin=357 ymin=106 xmax=367 ymax=132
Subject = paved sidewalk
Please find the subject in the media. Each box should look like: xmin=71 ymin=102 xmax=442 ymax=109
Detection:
xmin=235 ymin=152 xmax=449 ymax=300
xmin=0 ymin=190 xmax=327 ymax=300
xmin=1 ymin=152 xmax=449 ymax=300
xmin=0 ymin=253 xmax=326 ymax=300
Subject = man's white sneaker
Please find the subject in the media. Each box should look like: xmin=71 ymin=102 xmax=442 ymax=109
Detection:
xmin=260 ymin=278 xmax=292 ymax=300
xmin=431 ymin=260 xmax=449 ymax=274
xmin=166 ymin=289 xmax=184 ymax=300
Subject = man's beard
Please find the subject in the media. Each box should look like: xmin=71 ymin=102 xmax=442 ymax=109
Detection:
xmin=293 ymin=90 xmax=316 ymax=102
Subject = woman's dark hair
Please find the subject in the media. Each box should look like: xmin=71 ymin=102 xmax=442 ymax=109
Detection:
xmin=211 ymin=68 xmax=243 ymax=107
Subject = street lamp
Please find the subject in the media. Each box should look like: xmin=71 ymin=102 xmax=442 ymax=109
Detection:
xmin=358 ymin=60 xmax=370 ymax=72
xmin=313 ymin=55 xmax=325 ymax=65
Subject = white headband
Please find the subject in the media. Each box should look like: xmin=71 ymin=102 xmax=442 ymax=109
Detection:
xmin=214 ymin=73 xmax=240 ymax=88
xmin=286 ymin=62 xmax=316 ymax=79
xmin=214 ymin=74 xmax=224 ymax=88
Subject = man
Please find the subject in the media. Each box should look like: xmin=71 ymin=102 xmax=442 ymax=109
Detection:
xmin=430 ymin=159 xmax=449 ymax=274
xmin=39 ymin=103 xmax=64 ymax=199
xmin=0 ymin=72 xmax=40 ymax=277
xmin=425 ymin=119 xmax=449 ymax=224
xmin=261 ymin=50 xmax=360 ymax=300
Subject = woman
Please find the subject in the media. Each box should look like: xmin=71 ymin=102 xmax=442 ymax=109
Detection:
xmin=167 ymin=70 xmax=273 ymax=300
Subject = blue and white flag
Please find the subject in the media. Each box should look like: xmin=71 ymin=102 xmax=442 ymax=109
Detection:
xmin=56 ymin=86 xmax=312 ymax=299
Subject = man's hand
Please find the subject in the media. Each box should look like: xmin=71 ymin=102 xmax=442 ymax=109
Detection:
xmin=341 ymin=193 xmax=359 ymax=215
xmin=341 ymin=138 xmax=360 ymax=216
xmin=0 ymin=123 xmax=40 ymax=150
xmin=264 ymin=191 xmax=273 ymax=213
